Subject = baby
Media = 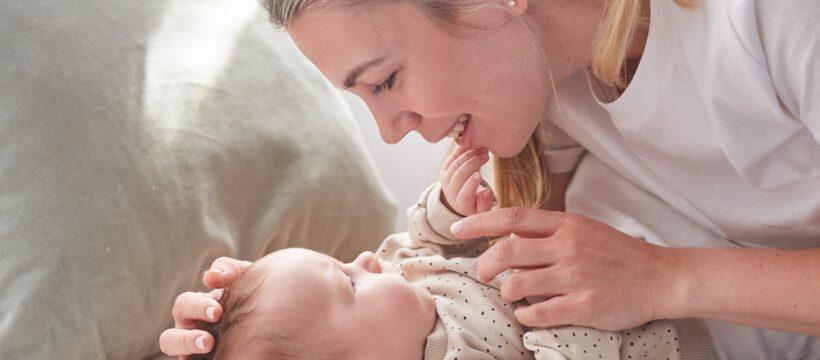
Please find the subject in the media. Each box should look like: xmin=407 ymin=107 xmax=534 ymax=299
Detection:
xmin=199 ymin=149 xmax=687 ymax=360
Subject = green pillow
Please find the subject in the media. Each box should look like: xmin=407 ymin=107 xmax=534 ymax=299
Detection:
xmin=0 ymin=1 xmax=396 ymax=358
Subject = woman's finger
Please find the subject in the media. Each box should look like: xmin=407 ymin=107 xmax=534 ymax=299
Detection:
xmin=499 ymin=266 xmax=568 ymax=303
xmin=446 ymin=150 xmax=489 ymax=198
xmin=475 ymin=185 xmax=495 ymax=213
xmin=514 ymin=295 xmax=578 ymax=328
xmin=172 ymin=292 xmax=222 ymax=328
xmin=203 ymin=257 xmax=252 ymax=289
xmin=476 ymin=235 xmax=562 ymax=283
xmin=159 ymin=328 xmax=214 ymax=357
xmin=452 ymin=207 xmax=567 ymax=239
xmin=455 ymin=172 xmax=483 ymax=214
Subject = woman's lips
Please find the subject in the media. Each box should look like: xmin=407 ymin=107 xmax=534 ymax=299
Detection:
xmin=455 ymin=115 xmax=475 ymax=148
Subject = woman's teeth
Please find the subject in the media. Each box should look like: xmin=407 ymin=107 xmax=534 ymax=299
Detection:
xmin=448 ymin=115 xmax=470 ymax=139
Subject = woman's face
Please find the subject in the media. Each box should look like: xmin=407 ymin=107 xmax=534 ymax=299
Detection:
xmin=289 ymin=1 xmax=550 ymax=158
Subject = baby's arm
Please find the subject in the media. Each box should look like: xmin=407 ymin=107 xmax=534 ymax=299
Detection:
xmin=523 ymin=320 xmax=681 ymax=360
xmin=379 ymin=147 xmax=495 ymax=260
xmin=523 ymin=326 xmax=620 ymax=360
xmin=377 ymin=181 xmax=490 ymax=261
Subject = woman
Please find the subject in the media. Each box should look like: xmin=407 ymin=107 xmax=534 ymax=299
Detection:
xmin=160 ymin=0 xmax=820 ymax=358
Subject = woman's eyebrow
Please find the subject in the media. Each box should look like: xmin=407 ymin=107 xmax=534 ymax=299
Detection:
xmin=344 ymin=56 xmax=387 ymax=88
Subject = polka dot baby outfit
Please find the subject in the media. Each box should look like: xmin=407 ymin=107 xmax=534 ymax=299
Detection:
xmin=376 ymin=183 xmax=693 ymax=360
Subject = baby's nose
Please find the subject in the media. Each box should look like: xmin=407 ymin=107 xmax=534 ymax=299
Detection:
xmin=356 ymin=251 xmax=382 ymax=273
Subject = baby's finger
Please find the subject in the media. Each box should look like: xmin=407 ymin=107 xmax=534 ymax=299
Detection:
xmin=203 ymin=257 xmax=252 ymax=289
xmin=208 ymin=288 xmax=223 ymax=301
xmin=172 ymin=292 xmax=222 ymax=328
xmin=159 ymin=328 xmax=214 ymax=357
xmin=476 ymin=185 xmax=495 ymax=213
xmin=442 ymin=148 xmax=485 ymax=188
xmin=455 ymin=172 xmax=483 ymax=214
xmin=447 ymin=150 xmax=489 ymax=197
xmin=441 ymin=145 xmax=470 ymax=174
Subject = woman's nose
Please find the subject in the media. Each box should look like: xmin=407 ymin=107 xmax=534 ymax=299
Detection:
xmin=354 ymin=251 xmax=382 ymax=273
xmin=375 ymin=111 xmax=421 ymax=144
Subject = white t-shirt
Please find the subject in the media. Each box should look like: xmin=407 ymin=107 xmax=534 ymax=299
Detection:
xmin=541 ymin=0 xmax=820 ymax=358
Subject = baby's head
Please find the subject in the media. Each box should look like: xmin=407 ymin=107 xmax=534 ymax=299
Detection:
xmin=208 ymin=248 xmax=436 ymax=359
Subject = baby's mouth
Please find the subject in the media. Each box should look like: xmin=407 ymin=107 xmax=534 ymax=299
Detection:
xmin=393 ymin=263 xmax=408 ymax=280
xmin=382 ymin=261 xmax=407 ymax=279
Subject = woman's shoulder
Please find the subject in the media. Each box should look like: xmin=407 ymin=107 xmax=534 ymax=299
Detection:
xmin=667 ymin=0 xmax=819 ymax=125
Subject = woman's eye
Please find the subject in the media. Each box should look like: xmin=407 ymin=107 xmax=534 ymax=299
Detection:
xmin=348 ymin=275 xmax=357 ymax=291
xmin=373 ymin=72 xmax=397 ymax=94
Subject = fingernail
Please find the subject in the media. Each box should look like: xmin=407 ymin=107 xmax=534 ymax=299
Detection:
xmin=206 ymin=306 xmax=215 ymax=321
xmin=451 ymin=221 xmax=463 ymax=234
xmin=206 ymin=267 xmax=224 ymax=276
xmin=195 ymin=335 xmax=205 ymax=350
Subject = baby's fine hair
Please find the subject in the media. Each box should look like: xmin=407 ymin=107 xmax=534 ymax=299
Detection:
xmin=190 ymin=264 xmax=317 ymax=360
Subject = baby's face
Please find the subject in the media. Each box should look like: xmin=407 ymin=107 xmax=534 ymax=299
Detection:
xmin=254 ymin=248 xmax=436 ymax=358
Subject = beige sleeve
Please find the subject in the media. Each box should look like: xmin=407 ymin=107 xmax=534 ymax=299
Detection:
xmin=524 ymin=320 xmax=683 ymax=360
xmin=523 ymin=326 xmax=620 ymax=360
xmin=618 ymin=320 xmax=682 ymax=360
xmin=377 ymin=182 xmax=490 ymax=261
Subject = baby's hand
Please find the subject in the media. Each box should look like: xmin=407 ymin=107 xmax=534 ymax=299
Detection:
xmin=440 ymin=146 xmax=495 ymax=217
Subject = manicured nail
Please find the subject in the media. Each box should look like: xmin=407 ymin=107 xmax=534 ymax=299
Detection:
xmin=206 ymin=306 xmax=215 ymax=321
xmin=195 ymin=335 xmax=205 ymax=350
xmin=451 ymin=221 xmax=463 ymax=234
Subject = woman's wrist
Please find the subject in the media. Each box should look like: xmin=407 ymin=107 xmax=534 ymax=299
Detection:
xmin=654 ymin=246 xmax=694 ymax=320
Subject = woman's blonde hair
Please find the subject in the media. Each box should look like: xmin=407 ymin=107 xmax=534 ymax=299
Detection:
xmin=261 ymin=0 xmax=697 ymax=210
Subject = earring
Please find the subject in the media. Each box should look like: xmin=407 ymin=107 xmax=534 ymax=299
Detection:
xmin=508 ymin=0 xmax=516 ymax=6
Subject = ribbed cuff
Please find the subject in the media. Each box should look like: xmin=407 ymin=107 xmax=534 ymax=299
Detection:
xmin=425 ymin=183 xmax=466 ymax=241
xmin=424 ymin=319 xmax=448 ymax=360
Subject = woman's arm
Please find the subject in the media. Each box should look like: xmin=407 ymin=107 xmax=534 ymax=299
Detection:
xmin=669 ymin=247 xmax=820 ymax=336
xmin=452 ymin=208 xmax=820 ymax=335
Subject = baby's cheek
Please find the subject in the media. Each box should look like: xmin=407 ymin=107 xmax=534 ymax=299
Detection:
xmin=378 ymin=277 xmax=421 ymax=304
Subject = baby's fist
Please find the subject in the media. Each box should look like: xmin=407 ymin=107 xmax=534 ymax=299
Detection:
xmin=440 ymin=146 xmax=496 ymax=216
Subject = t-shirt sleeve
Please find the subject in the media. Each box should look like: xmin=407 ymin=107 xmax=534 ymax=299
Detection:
xmin=539 ymin=121 xmax=587 ymax=174
xmin=755 ymin=0 xmax=820 ymax=144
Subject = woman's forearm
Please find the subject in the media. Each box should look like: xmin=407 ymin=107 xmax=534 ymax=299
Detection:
xmin=664 ymin=247 xmax=820 ymax=336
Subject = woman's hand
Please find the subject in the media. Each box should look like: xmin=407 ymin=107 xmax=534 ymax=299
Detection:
xmin=450 ymin=208 xmax=679 ymax=331
xmin=158 ymin=257 xmax=252 ymax=359
xmin=440 ymin=146 xmax=495 ymax=216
